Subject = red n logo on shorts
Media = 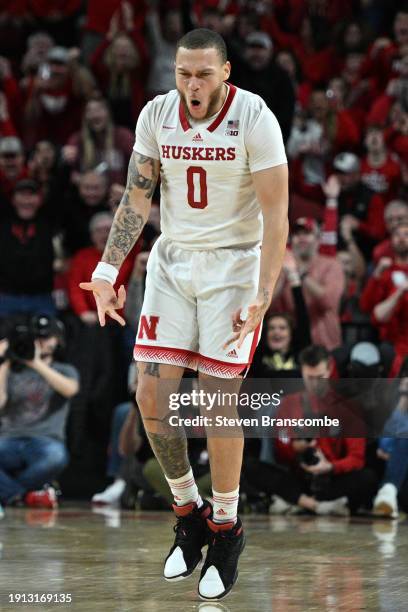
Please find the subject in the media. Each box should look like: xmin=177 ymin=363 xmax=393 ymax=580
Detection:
xmin=138 ymin=315 xmax=160 ymax=340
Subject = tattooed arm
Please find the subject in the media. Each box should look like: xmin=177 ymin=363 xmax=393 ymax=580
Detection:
xmin=224 ymin=164 xmax=289 ymax=349
xmin=80 ymin=151 xmax=160 ymax=326
xmin=102 ymin=151 xmax=159 ymax=268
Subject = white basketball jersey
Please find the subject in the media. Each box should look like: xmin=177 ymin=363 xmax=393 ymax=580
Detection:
xmin=133 ymin=83 xmax=287 ymax=249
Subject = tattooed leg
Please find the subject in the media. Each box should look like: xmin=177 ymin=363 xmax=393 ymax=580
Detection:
xmin=146 ymin=432 xmax=190 ymax=480
xmin=136 ymin=361 xmax=190 ymax=479
xmin=144 ymin=362 xmax=160 ymax=378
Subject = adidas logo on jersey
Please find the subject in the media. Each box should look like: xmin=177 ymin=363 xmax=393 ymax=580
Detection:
xmin=192 ymin=133 xmax=203 ymax=142
xmin=227 ymin=349 xmax=238 ymax=358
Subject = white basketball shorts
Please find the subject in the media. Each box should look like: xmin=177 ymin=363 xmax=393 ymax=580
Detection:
xmin=133 ymin=235 xmax=262 ymax=379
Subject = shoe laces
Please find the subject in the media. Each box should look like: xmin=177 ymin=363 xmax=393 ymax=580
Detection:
xmin=207 ymin=529 xmax=237 ymax=565
xmin=173 ymin=511 xmax=203 ymax=543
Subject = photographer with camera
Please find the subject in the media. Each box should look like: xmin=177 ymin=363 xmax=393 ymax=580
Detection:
xmin=0 ymin=315 xmax=79 ymax=509
xmin=272 ymin=345 xmax=378 ymax=515
xmin=243 ymin=345 xmax=377 ymax=515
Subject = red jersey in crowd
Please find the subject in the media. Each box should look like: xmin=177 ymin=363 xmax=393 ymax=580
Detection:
xmin=360 ymin=41 xmax=402 ymax=92
xmin=360 ymin=155 xmax=401 ymax=203
xmin=339 ymin=189 xmax=387 ymax=243
xmin=360 ymin=264 xmax=408 ymax=361
xmin=22 ymin=76 xmax=85 ymax=149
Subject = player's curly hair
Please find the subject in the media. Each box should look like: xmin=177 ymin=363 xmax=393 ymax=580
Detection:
xmin=176 ymin=28 xmax=227 ymax=63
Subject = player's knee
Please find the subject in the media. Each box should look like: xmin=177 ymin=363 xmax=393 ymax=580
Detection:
xmin=135 ymin=381 xmax=156 ymax=417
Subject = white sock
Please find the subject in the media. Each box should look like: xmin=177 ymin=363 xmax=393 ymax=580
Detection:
xmin=166 ymin=468 xmax=203 ymax=508
xmin=212 ymin=487 xmax=239 ymax=524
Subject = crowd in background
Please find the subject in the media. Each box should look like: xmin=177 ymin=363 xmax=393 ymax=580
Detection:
xmin=0 ymin=0 xmax=407 ymax=521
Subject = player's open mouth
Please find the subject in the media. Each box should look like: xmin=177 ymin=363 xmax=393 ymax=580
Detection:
xmin=191 ymin=99 xmax=201 ymax=108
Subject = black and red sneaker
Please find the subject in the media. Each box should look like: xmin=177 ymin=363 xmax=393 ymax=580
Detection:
xmin=163 ymin=499 xmax=212 ymax=581
xmin=198 ymin=516 xmax=245 ymax=600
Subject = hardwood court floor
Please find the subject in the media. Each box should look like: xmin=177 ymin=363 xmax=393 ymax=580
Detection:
xmin=0 ymin=505 xmax=407 ymax=612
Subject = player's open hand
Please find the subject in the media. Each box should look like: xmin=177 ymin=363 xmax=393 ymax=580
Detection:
xmin=79 ymin=280 xmax=126 ymax=327
xmin=223 ymin=300 xmax=265 ymax=350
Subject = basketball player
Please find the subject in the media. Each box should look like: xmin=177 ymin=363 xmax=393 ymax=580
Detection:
xmin=80 ymin=29 xmax=288 ymax=600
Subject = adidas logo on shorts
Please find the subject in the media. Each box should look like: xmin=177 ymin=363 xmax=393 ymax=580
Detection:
xmin=227 ymin=349 xmax=238 ymax=358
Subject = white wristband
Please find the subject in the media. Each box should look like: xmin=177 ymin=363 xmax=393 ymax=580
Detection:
xmin=92 ymin=261 xmax=119 ymax=285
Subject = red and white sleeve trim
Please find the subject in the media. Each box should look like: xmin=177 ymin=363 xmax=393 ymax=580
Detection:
xmin=133 ymin=344 xmax=198 ymax=369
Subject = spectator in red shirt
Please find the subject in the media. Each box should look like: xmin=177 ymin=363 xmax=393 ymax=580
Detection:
xmin=64 ymin=97 xmax=134 ymax=185
xmin=308 ymin=87 xmax=360 ymax=154
xmin=287 ymin=77 xmax=360 ymax=201
xmin=373 ymin=199 xmax=408 ymax=264
xmin=244 ymin=345 xmax=377 ymax=515
xmin=340 ymin=51 xmax=379 ymax=127
xmin=67 ymin=211 xmax=134 ymax=325
xmin=367 ymin=51 xmax=408 ymax=128
xmin=21 ymin=46 xmax=95 ymax=149
xmin=360 ymin=225 xmax=408 ymax=313
xmin=262 ymin=14 xmax=337 ymax=86
xmin=271 ymin=217 xmax=345 ymax=350
xmin=361 ymin=9 xmax=408 ymax=92
xmin=369 ymin=225 xmax=408 ymax=374
xmin=360 ymin=125 xmax=401 ymax=203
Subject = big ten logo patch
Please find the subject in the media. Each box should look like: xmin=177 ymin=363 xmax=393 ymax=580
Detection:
xmin=138 ymin=315 xmax=160 ymax=340
xmin=225 ymin=119 xmax=239 ymax=136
